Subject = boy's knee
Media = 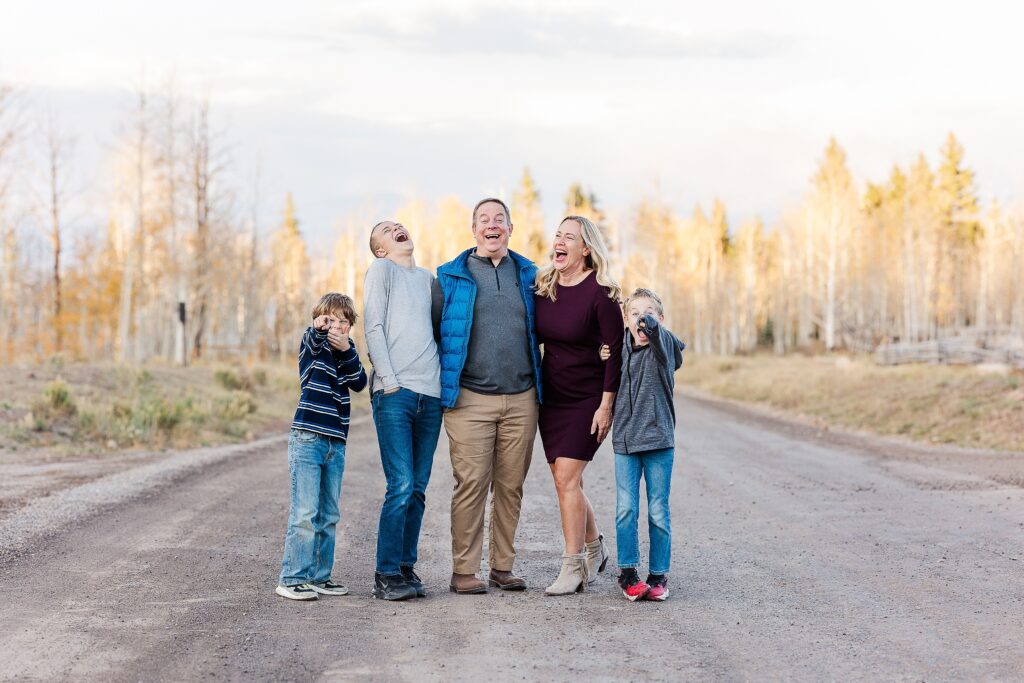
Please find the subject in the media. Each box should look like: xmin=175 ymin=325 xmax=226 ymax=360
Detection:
xmin=292 ymin=511 xmax=316 ymax=532
xmin=387 ymin=478 xmax=414 ymax=502
xmin=648 ymin=500 xmax=671 ymax=528
xmin=616 ymin=499 xmax=638 ymax=523
xmin=318 ymin=508 xmax=341 ymax=527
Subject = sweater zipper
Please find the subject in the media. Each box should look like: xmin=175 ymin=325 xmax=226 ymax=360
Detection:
xmin=624 ymin=346 xmax=651 ymax=456
xmin=624 ymin=358 xmax=632 ymax=455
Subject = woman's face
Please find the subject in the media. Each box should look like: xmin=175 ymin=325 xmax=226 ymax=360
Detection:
xmin=551 ymin=219 xmax=589 ymax=273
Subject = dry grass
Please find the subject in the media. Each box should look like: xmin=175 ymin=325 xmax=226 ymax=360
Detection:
xmin=0 ymin=358 xmax=369 ymax=456
xmin=680 ymin=354 xmax=1024 ymax=452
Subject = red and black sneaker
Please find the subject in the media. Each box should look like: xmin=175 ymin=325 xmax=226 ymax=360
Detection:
xmin=617 ymin=569 xmax=649 ymax=602
xmin=644 ymin=574 xmax=669 ymax=601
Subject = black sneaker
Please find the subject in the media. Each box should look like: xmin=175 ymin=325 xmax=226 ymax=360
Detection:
xmin=372 ymin=572 xmax=417 ymax=601
xmin=401 ymin=566 xmax=426 ymax=597
xmin=309 ymin=579 xmax=349 ymax=596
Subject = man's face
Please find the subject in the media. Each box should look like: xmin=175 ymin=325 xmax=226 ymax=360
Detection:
xmin=472 ymin=201 xmax=512 ymax=258
xmin=625 ymin=297 xmax=662 ymax=346
xmin=372 ymin=221 xmax=413 ymax=258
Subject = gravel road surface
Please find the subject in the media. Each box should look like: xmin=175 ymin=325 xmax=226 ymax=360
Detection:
xmin=1 ymin=394 xmax=1022 ymax=682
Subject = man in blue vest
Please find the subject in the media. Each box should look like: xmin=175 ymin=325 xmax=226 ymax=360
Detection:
xmin=431 ymin=197 xmax=543 ymax=594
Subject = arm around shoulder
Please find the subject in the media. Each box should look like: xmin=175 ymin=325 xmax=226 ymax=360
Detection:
xmin=596 ymin=292 xmax=625 ymax=392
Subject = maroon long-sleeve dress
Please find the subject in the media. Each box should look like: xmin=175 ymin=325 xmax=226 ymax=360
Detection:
xmin=535 ymin=271 xmax=624 ymax=463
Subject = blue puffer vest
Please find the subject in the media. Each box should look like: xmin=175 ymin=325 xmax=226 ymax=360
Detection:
xmin=435 ymin=248 xmax=543 ymax=408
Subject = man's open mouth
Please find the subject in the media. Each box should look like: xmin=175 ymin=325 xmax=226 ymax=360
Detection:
xmin=484 ymin=232 xmax=501 ymax=242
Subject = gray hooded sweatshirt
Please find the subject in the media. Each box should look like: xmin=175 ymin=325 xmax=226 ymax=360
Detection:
xmin=611 ymin=314 xmax=685 ymax=455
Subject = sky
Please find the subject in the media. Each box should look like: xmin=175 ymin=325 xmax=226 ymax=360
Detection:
xmin=3 ymin=0 xmax=1024 ymax=243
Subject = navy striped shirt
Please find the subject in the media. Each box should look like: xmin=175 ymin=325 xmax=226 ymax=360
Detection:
xmin=291 ymin=326 xmax=367 ymax=442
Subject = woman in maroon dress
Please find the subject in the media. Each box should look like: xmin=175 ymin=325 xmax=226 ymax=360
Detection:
xmin=534 ymin=215 xmax=623 ymax=595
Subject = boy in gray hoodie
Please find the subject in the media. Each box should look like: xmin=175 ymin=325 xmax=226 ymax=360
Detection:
xmin=610 ymin=288 xmax=685 ymax=601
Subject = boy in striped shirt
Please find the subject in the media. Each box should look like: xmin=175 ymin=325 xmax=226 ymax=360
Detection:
xmin=276 ymin=292 xmax=368 ymax=601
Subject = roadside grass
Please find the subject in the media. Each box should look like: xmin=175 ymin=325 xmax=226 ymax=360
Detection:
xmin=679 ymin=354 xmax=1024 ymax=452
xmin=0 ymin=359 xmax=367 ymax=456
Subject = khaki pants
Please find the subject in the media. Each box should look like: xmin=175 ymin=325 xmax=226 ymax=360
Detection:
xmin=444 ymin=387 xmax=538 ymax=575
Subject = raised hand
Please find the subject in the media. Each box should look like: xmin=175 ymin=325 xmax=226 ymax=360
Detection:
xmin=325 ymin=316 xmax=351 ymax=351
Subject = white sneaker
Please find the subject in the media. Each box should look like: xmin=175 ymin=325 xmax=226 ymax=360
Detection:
xmin=309 ymin=580 xmax=349 ymax=596
xmin=276 ymin=584 xmax=319 ymax=601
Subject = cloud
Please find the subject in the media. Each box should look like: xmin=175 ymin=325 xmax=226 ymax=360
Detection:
xmin=329 ymin=6 xmax=793 ymax=60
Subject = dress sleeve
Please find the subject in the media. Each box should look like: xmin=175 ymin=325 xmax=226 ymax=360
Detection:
xmin=595 ymin=289 xmax=624 ymax=393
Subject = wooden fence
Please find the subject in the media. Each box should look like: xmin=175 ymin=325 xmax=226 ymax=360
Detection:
xmin=874 ymin=329 xmax=1024 ymax=368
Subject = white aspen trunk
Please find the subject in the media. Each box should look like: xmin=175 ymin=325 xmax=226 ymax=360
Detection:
xmin=902 ymin=217 xmax=915 ymax=341
xmin=46 ymin=130 xmax=63 ymax=353
xmin=799 ymin=214 xmax=814 ymax=345
xmin=824 ymin=206 xmax=838 ymax=350
xmin=1013 ymin=216 xmax=1024 ymax=334
xmin=774 ymin=232 xmax=790 ymax=354
xmin=0 ymin=225 xmax=16 ymax=363
xmin=117 ymin=221 xmax=136 ymax=362
xmin=976 ymin=225 xmax=990 ymax=329
xmin=117 ymin=91 xmax=147 ymax=363
xmin=877 ymin=221 xmax=888 ymax=341
xmin=707 ymin=238 xmax=718 ymax=354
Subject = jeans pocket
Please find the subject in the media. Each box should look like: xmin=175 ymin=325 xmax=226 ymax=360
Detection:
xmin=292 ymin=428 xmax=318 ymax=444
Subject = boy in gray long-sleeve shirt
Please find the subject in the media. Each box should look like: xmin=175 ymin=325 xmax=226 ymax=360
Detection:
xmin=363 ymin=220 xmax=442 ymax=601
xmin=610 ymin=287 xmax=685 ymax=603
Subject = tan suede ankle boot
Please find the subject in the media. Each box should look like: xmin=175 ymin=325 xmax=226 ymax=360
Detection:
xmin=584 ymin=534 xmax=608 ymax=584
xmin=544 ymin=553 xmax=589 ymax=596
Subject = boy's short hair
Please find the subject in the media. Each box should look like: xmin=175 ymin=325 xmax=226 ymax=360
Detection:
xmin=368 ymin=221 xmax=388 ymax=256
xmin=312 ymin=292 xmax=358 ymax=325
xmin=624 ymin=288 xmax=664 ymax=316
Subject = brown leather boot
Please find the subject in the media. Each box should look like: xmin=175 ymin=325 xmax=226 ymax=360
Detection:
xmin=488 ymin=569 xmax=527 ymax=591
xmin=449 ymin=573 xmax=487 ymax=594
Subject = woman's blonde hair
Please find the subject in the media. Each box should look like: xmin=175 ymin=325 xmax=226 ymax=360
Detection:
xmin=535 ymin=215 xmax=621 ymax=302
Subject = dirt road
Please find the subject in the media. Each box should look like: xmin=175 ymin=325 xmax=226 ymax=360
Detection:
xmin=1 ymin=393 xmax=1022 ymax=682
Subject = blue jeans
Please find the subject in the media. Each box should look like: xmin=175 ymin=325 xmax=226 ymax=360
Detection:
xmin=371 ymin=388 xmax=442 ymax=575
xmin=615 ymin=448 xmax=673 ymax=574
xmin=279 ymin=429 xmax=346 ymax=586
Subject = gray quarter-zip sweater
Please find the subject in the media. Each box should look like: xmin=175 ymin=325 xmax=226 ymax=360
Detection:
xmin=430 ymin=252 xmax=535 ymax=396
xmin=611 ymin=315 xmax=686 ymax=454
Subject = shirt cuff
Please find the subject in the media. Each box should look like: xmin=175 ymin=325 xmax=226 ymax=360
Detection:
xmin=335 ymin=345 xmax=359 ymax=365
